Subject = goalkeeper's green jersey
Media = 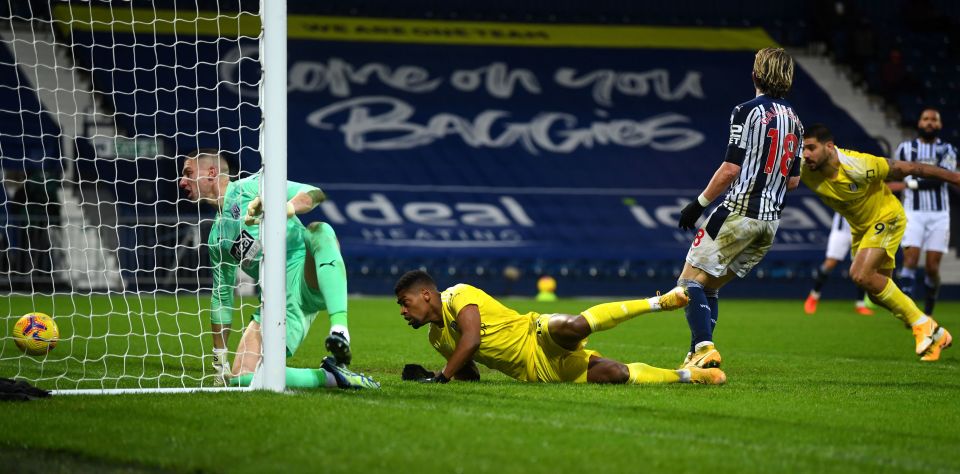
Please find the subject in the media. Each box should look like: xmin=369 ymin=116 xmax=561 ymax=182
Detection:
xmin=207 ymin=173 xmax=319 ymax=323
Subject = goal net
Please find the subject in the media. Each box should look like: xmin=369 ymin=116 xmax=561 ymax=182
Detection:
xmin=0 ymin=0 xmax=279 ymax=393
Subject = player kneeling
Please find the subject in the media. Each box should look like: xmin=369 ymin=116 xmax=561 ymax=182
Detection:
xmin=395 ymin=270 xmax=725 ymax=385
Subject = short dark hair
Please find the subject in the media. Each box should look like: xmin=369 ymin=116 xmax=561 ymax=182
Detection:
xmin=803 ymin=123 xmax=834 ymax=143
xmin=185 ymin=148 xmax=232 ymax=175
xmin=394 ymin=270 xmax=436 ymax=295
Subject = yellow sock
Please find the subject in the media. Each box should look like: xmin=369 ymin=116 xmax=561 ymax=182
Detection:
xmin=627 ymin=363 xmax=681 ymax=384
xmin=581 ymin=298 xmax=656 ymax=332
xmin=873 ymin=278 xmax=924 ymax=326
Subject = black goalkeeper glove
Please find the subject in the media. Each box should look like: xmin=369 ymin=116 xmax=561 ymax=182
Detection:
xmin=401 ymin=364 xmax=434 ymax=381
xmin=419 ymin=372 xmax=449 ymax=384
xmin=0 ymin=377 xmax=50 ymax=401
xmin=678 ymin=200 xmax=706 ymax=230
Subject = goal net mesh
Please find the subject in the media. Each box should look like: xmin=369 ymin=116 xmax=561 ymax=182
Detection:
xmin=0 ymin=0 xmax=263 ymax=391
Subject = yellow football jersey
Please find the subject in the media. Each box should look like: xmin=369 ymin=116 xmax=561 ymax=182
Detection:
xmin=428 ymin=284 xmax=537 ymax=381
xmin=800 ymin=148 xmax=904 ymax=236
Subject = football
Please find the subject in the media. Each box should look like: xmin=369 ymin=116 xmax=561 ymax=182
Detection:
xmin=12 ymin=312 xmax=59 ymax=356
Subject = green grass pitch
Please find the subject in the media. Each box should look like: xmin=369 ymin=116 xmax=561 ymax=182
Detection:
xmin=1 ymin=295 xmax=959 ymax=473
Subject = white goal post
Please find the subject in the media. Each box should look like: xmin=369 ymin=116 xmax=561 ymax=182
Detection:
xmin=0 ymin=0 xmax=287 ymax=394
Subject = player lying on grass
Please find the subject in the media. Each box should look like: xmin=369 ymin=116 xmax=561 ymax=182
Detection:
xmin=800 ymin=124 xmax=954 ymax=361
xmin=179 ymin=149 xmax=377 ymax=389
xmin=394 ymin=270 xmax=726 ymax=385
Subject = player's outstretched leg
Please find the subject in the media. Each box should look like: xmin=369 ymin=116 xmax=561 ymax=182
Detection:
xmin=305 ymin=221 xmax=352 ymax=366
xmin=587 ymin=357 xmax=725 ymax=385
xmin=579 ymin=286 xmax=688 ymax=333
xmin=868 ymin=278 xmax=952 ymax=361
xmin=547 ymin=290 xmax=689 ymax=353
xmin=229 ymin=364 xmax=378 ymax=389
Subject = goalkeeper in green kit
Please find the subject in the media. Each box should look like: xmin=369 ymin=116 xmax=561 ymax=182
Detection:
xmin=179 ymin=149 xmax=378 ymax=389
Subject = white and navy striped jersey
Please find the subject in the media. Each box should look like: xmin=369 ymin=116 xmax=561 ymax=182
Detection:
xmin=895 ymin=138 xmax=957 ymax=212
xmin=722 ymin=95 xmax=803 ymax=221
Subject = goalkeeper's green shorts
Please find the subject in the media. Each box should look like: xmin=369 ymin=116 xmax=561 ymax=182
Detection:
xmin=251 ymin=256 xmax=326 ymax=356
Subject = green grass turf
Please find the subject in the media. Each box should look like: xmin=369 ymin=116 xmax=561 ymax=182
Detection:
xmin=1 ymin=295 xmax=959 ymax=473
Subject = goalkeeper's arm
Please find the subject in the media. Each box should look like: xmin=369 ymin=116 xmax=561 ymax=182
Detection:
xmin=246 ymin=183 xmax=326 ymax=224
xmin=287 ymin=187 xmax=326 ymax=215
xmin=209 ymin=246 xmax=238 ymax=349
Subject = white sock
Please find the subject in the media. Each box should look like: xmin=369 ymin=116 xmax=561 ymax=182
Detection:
xmin=212 ymin=348 xmax=229 ymax=366
xmin=330 ymin=325 xmax=350 ymax=343
xmin=677 ymin=369 xmax=691 ymax=383
xmin=647 ymin=296 xmax=661 ymax=311
xmin=322 ymin=369 xmax=339 ymax=388
xmin=912 ymin=315 xmax=930 ymax=327
xmin=809 ymin=290 xmax=821 ymax=299
xmin=694 ymin=340 xmax=714 ymax=352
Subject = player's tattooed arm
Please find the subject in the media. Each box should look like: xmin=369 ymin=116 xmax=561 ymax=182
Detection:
xmin=288 ymin=189 xmax=326 ymax=215
xmin=886 ymin=159 xmax=960 ymax=186
xmin=247 ymin=188 xmax=326 ymax=223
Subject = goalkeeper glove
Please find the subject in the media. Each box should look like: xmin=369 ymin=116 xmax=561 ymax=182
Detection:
xmin=401 ymin=363 xmax=434 ymax=381
xmin=0 ymin=377 xmax=50 ymax=401
xmin=419 ymin=372 xmax=449 ymax=384
xmin=244 ymin=197 xmax=296 ymax=225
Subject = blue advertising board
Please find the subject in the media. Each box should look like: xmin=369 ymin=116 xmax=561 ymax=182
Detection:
xmin=62 ymin=12 xmax=882 ymax=266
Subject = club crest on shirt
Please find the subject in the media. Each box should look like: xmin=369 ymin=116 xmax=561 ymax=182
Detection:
xmin=230 ymin=203 xmax=241 ymax=219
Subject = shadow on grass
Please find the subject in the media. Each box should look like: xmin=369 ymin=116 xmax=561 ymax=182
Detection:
xmin=0 ymin=443 xmax=192 ymax=474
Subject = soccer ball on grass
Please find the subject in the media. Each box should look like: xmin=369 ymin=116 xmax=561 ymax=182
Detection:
xmin=12 ymin=312 xmax=59 ymax=355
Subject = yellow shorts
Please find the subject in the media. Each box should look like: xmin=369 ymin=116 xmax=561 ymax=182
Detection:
xmin=851 ymin=213 xmax=904 ymax=271
xmin=531 ymin=314 xmax=600 ymax=383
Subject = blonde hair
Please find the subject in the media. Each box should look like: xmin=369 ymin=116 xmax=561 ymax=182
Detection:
xmin=753 ymin=47 xmax=794 ymax=98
